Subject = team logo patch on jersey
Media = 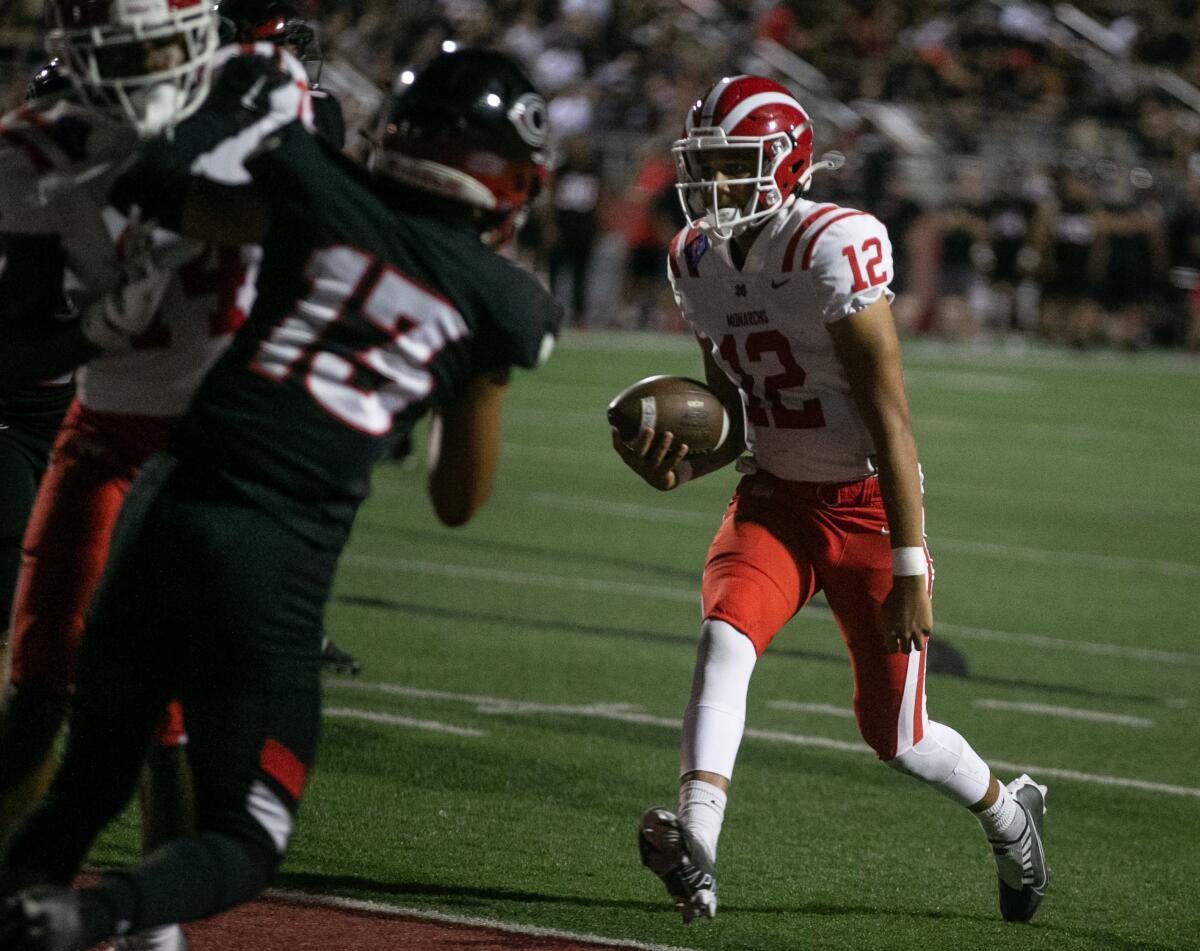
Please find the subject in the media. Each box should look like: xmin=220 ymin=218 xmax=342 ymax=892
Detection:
xmin=685 ymin=231 xmax=710 ymax=273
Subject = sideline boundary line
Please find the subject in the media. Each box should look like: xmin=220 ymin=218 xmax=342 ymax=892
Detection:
xmin=266 ymin=889 xmax=704 ymax=951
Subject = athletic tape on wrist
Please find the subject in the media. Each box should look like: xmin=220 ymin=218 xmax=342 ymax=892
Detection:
xmin=891 ymin=546 xmax=927 ymax=576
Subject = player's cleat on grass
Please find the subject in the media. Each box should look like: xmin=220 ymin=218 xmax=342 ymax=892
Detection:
xmin=0 ymin=885 xmax=84 ymax=951
xmin=990 ymin=774 xmax=1049 ymax=923
xmin=638 ymin=807 xmax=717 ymax=924
xmin=320 ymin=635 xmax=361 ymax=676
xmin=108 ymin=924 xmax=187 ymax=951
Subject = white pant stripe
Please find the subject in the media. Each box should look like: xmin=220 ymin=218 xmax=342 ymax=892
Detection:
xmin=895 ymin=649 xmax=928 ymax=755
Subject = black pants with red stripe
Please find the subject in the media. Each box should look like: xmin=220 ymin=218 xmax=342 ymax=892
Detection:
xmin=0 ymin=453 xmax=330 ymax=943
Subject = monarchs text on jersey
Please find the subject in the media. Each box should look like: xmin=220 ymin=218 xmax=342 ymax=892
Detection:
xmin=668 ymin=198 xmax=896 ymax=483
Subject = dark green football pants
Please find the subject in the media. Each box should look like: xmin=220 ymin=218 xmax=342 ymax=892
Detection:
xmin=0 ymin=452 xmax=336 ymax=942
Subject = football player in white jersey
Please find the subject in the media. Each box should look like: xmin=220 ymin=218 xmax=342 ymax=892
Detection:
xmin=0 ymin=5 xmax=242 ymax=950
xmin=613 ymin=75 xmax=1049 ymax=925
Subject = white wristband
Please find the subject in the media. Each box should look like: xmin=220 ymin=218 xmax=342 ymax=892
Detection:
xmin=891 ymin=546 xmax=927 ymax=576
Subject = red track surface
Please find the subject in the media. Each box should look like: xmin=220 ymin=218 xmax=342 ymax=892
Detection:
xmin=176 ymin=893 xmax=639 ymax=951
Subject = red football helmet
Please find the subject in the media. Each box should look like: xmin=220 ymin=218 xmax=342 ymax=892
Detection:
xmin=674 ymin=75 xmax=833 ymax=237
xmin=46 ymin=0 xmax=220 ymax=137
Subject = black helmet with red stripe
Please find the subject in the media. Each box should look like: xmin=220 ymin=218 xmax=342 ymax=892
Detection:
xmin=370 ymin=49 xmax=550 ymax=244
xmin=675 ymin=75 xmax=837 ymax=238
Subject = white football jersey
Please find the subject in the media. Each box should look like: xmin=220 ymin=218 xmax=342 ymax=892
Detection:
xmin=0 ymin=97 xmax=256 ymax=416
xmin=668 ymin=197 xmax=895 ymax=483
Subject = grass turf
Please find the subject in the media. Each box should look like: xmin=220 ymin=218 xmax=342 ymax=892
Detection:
xmin=91 ymin=332 xmax=1200 ymax=951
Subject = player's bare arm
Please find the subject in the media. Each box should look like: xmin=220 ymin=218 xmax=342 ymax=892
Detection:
xmin=427 ymin=367 xmax=511 ymax=526
xmin=0 ymin=233 xmax=94 ymax=383
xmin=611 ymin=336 xmax=745 ymax=492
xmin=827 ymin=295 xmax=932 ymax=654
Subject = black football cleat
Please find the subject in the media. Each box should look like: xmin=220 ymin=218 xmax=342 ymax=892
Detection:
xmin=320 ymin=635 xmax=362 ymax=676
xmin=638 ymin=807 xmax=717 ymax=924
xmin=0 ymin=886 xmax=85 ymax=951
xmin=990 ymin=774 xmax=1049 ymax=923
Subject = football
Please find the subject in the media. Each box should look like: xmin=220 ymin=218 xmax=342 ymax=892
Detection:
xmin=606 ymin=375 xmax=732 ymax=456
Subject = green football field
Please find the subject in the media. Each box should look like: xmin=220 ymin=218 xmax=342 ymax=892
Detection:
xmin=95 ymin=332 xmax=1200 ymax=950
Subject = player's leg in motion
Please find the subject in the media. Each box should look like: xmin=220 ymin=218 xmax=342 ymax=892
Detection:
xmin=1 ymin=407 xmax=190 ymax=951
xmin=0 ymin=456 xmax=183 ymax=904
xmin=0 ymin=421 xmax=70 ymax=836
xmin=819 ymin=490 xmax=1048 ymax=923
xmin=0 ymin=466 xmax=328 ymax=947
xmin=639 ymin=477 xmax=807 ymax=923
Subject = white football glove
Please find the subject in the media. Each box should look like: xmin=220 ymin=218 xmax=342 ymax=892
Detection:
xmin=80 ymin=207 xmax=202 ymax=352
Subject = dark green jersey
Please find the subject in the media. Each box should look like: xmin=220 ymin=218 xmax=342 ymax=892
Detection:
xmin=0 ymin=234 xmax=74 ymax=437
xmin=116 ymin=65 xmax=559 ymax=548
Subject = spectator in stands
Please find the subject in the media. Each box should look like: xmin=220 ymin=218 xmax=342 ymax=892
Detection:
xmin=1166 ymin=153 xmax=1200 ymax=350
xmin=1093 ymin=171 xmax=1168 ymax=349
xmin=986 ymin=162 xmax=1042 ymax=334
xmin=1035 ymin=165 xmax=1103 ymax=347
xmin=617 ymin=140 xmax=684 ymax=329
xmin=547 ymin=133 xmax=605 ymax=327
xmin=934 ymin=162 xmax=991 ymax=339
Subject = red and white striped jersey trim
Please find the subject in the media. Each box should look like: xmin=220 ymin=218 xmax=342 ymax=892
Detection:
xmin=668 ymin=226 xmax=701 ymax=279
xmin=781 ymin=204 xmax=872 ymax=272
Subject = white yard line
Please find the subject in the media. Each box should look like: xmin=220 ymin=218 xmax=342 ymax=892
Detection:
xmin=267 ymin=889 xmax=704 ymax=951
xmin=771 ymin=698 xmax=1155 ymax=728
xmin=482 ymin=445 xmax=1200 ymax=518
xmin=973 ymin=700 xmax=1153 ymax=728
xmin=767 ymin=701 xmax=857 ymax=719
xmin=323 ymin=707 xmax=486 ymax=737
xmin=529 ymin=491 xmax=1200 ymax=580
xmin=325 ymin=681 xmax=1200 ymax=799
xmin=343 ymin=554 xmax=701 ymax=604
xmin=340 ymin=554 xmax=1200 ymax=667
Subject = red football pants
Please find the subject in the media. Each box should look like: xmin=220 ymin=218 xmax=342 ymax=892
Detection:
xmin=701 ymin=470 xmax=933 ymax=760
xmin=9 ymin=400 xmax=185 ymax=746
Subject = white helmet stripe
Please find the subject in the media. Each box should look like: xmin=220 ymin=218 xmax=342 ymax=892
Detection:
xmin=719 ymin=91 xmax=805 ymax=134
xmin=697 ymin=74 xmax=748 ymax=128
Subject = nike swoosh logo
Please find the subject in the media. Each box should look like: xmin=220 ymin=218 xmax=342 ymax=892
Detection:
xmin=770 ymin=278 xmax=791 ymax=289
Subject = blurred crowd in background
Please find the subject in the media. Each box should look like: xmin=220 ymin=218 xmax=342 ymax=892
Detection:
xmin=3 ymin=0 xmax=1200 ymax=351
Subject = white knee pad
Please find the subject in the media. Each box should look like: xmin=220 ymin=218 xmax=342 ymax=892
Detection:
xmin=679 ymin=619 xmax=758 ymax=780
xmin=885 ymin=720 xmax=991 ymax=807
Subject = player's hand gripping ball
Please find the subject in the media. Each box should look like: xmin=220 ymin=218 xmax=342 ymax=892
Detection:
xmin=606 ymin=375 xmax=731 ymax=457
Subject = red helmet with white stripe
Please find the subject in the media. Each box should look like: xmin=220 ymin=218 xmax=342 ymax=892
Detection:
xmin=674 ymin=75 xmax=823 ymax=238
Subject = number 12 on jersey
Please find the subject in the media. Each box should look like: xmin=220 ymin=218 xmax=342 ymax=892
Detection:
xmin=718 ymin=330 xmax=825 ymax=430
xmin=842 ymin=237 xmax=888 ymax=293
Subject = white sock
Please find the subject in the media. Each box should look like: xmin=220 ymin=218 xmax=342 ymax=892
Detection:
xmin=976 ymin=779 xmax=1026 ymax=841
xmin=678 ymin=779 xmax=726 ymax=861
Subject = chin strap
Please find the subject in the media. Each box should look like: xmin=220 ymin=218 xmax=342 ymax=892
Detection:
xmin=799 ymin=150 xmax=845 ymax=192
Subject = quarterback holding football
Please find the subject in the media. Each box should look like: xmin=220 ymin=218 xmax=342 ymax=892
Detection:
xmin=612 ymin=75 xmax=1049 ymax=925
